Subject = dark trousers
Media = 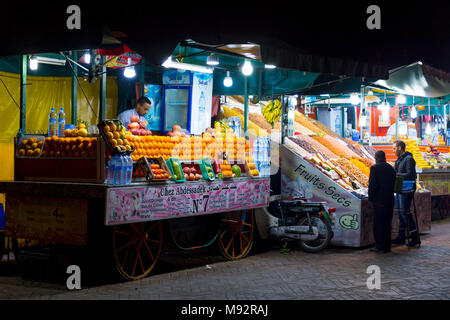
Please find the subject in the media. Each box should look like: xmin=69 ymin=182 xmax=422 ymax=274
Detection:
xmin=373 ymin=203 xmax=394 ymax=251
xmin=396 ymin=193 xmax=419 ymax=241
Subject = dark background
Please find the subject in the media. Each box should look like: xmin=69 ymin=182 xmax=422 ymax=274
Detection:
xmin=1 ymin=1 xmax=449 ymax=71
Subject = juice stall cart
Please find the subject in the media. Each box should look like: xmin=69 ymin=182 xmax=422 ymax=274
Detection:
xmin=0 ymin=122 xmax=270 ymax=281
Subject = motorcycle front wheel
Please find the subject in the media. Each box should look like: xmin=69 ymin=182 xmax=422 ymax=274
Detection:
xmin=296 ymin=214 xmax=332 ymax=253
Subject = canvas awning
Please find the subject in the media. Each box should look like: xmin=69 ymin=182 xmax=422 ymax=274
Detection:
xmin=375 ymin=62 xmax=450 ymax=98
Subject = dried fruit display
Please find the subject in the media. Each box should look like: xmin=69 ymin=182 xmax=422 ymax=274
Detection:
xmin=286 ymin=138 xmax=311 ymax=157
xmin=309 ymin=117 xmax=343 ymax=140
xmin=333 ymin=157 xmax=369 ymax=188
xmin=322 ymin=135 xmax=360 ymax=159
xmin=311 ymin=135 xmax=349 ymax=159
xmin=350 ymin=158 xmax=370 ymax=177
xmin=354 ymin=156 xmax=374 ymax=169
xmin=302 ymin=135 xmax=339 ymax=160
xmin=362 ymin=145 xmax=377 ymax=158
xmin=288 ymin=136 xmax=316 ymax=154
xmin=294 ymin=111 xmax=327 ymax=135
xmin=294 ymin=122 xmax=316 ymax=135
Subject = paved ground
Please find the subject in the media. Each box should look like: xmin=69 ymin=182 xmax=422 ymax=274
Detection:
xmin=1 ymin=217 xmax=449 ymax=300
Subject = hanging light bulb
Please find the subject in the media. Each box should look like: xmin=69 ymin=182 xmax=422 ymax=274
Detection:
xmin=123 ymin=58 xmax=136 ymax=78
xmin=425 ymin=123 xmax=432 ymax=135
xmin=411 ymin=106 xmax=417 ymax=119
xmin=350 ymin=93 xmax=360 ymax=105
xmin=223 ymin=71 xmax=233 ymax=87
xmin=367 ymin=89 xmax=374 ymax=96
xmin=396 ymin=94 xmax=406 ymax=105
xmin=241 ymin=60 xmax=253 ymax=76
xmin=264 ymin=64 xmax=276 ymax=69
xmin=29 ymin=56 xmax=38 ymax=70
xmin=83 ymin=53 xmax=91 ymax=64
xmin=206 ymin=53 xmax=219 ymax=66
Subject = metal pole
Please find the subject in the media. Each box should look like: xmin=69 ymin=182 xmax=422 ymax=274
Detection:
xmin=244 ymin=76 xmax=249 ymax=137
xmin=360 ymin=84 xmax=365 ymax=141
xmin=71 ymin=51 xmax=78 ymax=125
xmin=20 ymin=55 xmax=27 ymax=131
xmin=341 ymin=107 xmax=345 ymax=137
xmin=139 ymin=61 xmax=145 ymax=97
xmin=99 ymin=56 xmax=107 ymax=121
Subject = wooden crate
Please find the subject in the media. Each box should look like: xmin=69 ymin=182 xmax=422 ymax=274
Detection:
xmin=14 ymin=137 xmax=106 ymax=183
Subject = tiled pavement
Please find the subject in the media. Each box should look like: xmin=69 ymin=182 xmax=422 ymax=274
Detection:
xmin=1 ymin=218 xmax=449 ymax=300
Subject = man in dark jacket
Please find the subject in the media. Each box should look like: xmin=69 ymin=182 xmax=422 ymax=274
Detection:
xmin=392 ymin=140 xmax=421 ymax=247
xmin=369 ymin=150 xmax=396 ymax=253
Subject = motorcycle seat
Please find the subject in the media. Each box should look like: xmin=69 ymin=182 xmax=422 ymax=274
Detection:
xmin=279 ymin=199 xmax=305 ymax=207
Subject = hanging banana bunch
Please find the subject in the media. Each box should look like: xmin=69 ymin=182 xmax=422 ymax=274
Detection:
xmin=262 ymin=99 xmax=282 ymax=127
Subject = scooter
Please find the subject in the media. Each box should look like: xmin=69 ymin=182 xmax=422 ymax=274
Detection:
xmin=256 ymin=195 xmax=336 ymax=253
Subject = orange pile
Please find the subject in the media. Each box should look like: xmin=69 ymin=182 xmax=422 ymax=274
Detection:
xmin=128 ymin=133 xmax=250 ymax=162
xmin=17 ymin=137 xmax=43 ymax=157
xmin=41 ymin=136 xmax=97 ymax=158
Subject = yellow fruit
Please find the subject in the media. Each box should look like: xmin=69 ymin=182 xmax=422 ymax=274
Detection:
xmin=78 ymin=123 xmax=86 ymax=129
xmin=72 ymin=129 xmax=79 ymax=137
xmin=117 ymin=138 xmax=123 ymax=146
xmin=106 ymin=132 xmax=114 ymax=140
xmin=110 ymin=139 xmax=118 ymax=148
xmin=78 ymin=128 xmax=88 ymax=137
xmin=64 ymin=129 xmax=72 ymax=137
xmin=18 ymin=149 xmax=26 ymax=156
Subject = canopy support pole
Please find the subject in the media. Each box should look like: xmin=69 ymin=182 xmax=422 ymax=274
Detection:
xmin=20 ymin=55 xmax=27 ymax=131
xmin=244 ymin=76 xmax=249 ymax=137
xmin=71 ymin=51 xmax=78 ymax=125
xmin=341 ymin=107 xmax=345 ymax=137
xmin=99 ymin=56 xmax=107 ymax=121
xmin=139 ymin=61 xmax=145 ymax=97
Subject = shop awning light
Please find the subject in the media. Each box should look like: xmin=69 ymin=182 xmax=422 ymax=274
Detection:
xmin=350 ymin=93 xmax=360 ymax=105
xmin=29 ymin=56 xmax=38 ymax=70
xmin=241 ymin=60 xmax=253 ymax=76
xmin=396 ymin=94 xmax=406 ymax=104
xmin=34 ymin=56 xmax=66 ymax=66
xmin=265 ymin=64 xmax=276 ymax=69
xmin=425 ymin=123 xmax=432 ymax=135
xmin=367 ymin=89 xmax=374 ymax=96
xmin=223 ymin=71 xmax=233 ymax=87
xmin=83 ymin=53 xmax=91 ymax=64
xmin=206 ymin=53 xmax=219 ymax=66
xmin=162 ymin=56 xmax=214 ymax=74
xmin=411 ymin=106 xmax=417 ymax=119
xmin=123 ymin=58 xmax=136 ymax=78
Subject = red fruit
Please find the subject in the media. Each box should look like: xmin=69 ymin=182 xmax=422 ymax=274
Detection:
xmin=129 ymin=122 xmax=140 ymax=130
xmin=127 ymin=123 xmax=132 ymax=130
xmin=130 ymin=115 xmax=140 ymax=123
xmin=167 ymin=131 xmax=174 ymax=137
xmin=172 ymin=125 xmax=181 ymax=132
xmin=139 ymin=121 xmax=148 ymax=129
xmin=189 ymin=173 xmax=195 ymax=181
xmin=131 ymin=128 xmax=139 ymax=135
xmin=146 ymin=130 xmax=152 ymax=135
xmin=139 ymin=129 xmax=146 ymax=136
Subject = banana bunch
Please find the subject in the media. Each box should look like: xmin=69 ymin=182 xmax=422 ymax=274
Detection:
xmin=262 ymin=99 xmax=282 ymax=125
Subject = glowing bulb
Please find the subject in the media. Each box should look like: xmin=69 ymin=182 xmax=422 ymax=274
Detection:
xmin=425 ymin=123 xmax=432 ymax=135
xmin=84 ymin=53 xmax=91 ymax=64
xmin=206 ymin=53 xmax=219 ymax=66
xmin=411 ymin=106 xmax=417 ymax=118
xmin=350 ymin=93 xmax=360 ymax=105
xmin=241 ymin=60 xmax=253 ymax=76
xmin=29 ymin=57 xmax=38 ymax=70
xmin=265 ymin=64 xmax=276 ymax=69
xmin=223 ymin=71 xmax=233 ymax=87
xmin=124 ymin=66 xmax=136 ymax=78
xmin=397 ymin=94 xmax=406 ymax=104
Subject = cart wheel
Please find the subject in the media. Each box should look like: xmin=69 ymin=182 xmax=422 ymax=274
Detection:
xmin=217 ymin=210 xmax=254 ymax=260
xmin=112 ymin=221 xmax=163 ymax=281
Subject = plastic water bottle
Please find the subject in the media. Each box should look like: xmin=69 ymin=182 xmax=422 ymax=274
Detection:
xmin=253 ymin=138 xmax=259 ymax=162
xmin=0 ymin=203 xmax=5 ymax=230
xmin=126 ymin=154 xmax=133 ymax=184
xmin=58 ymin=107 xmax=66 ymax=137
xmin=107 ymin=155 xmax=116 ymax=185
xmin=48 ymin=107 xmax=57 ymax=136
xmin=113 ymin=155 xmax=122 ymax=185
xmin=119 ymin=155 xmax=128 ymax=185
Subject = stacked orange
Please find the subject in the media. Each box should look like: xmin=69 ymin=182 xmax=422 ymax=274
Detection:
xmin=17 ymin=137 xmax=43 ymax=157
xmin=127 ymin=132 xmax=251 ymax=163
xmin=41 ymin=136 xmax=97 ymax=158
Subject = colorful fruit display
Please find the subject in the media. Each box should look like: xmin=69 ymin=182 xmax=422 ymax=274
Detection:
xmin=41 ymin=136 xmax=97 ymax=158
xmin=100 ymin=120 xmax=132 ymax=152
xmin=127 ymin=115 xmax=152 ymax=136
xmin=64 ymin=123 xmax=88 ymax=137
xmin=17 ymin=136 xmax=44 ymax=157
xmin=219 ymin=162 xmax=233 ymax=178
xmin=128 ymin=131 xmax=250 ymax=163
xmin=261 ymin=99 xmax=282 ymax=126
xmin=150 ymin=163 xmax=170 ymax=180
xmin=405 ymin=139 xmax=431 ymax=169
xmin=182 ymin=164 xmax=202 ymax=181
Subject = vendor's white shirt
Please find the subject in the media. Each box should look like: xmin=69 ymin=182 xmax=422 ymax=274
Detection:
xmin=117 ymin=109 xmax=148 ymax=128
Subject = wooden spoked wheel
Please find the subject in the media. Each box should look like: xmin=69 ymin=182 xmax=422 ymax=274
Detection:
xmin=217 ymin=210 xmax=254 ymax=260
xmin=112 ymin=221 xmax=163 ymax=280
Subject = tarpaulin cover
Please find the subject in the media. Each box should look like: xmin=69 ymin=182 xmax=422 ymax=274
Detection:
xmin=375 ymin=62 xmax=450 ymax=98
xmin=213 ymin=69 xmax=319 ymax=96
